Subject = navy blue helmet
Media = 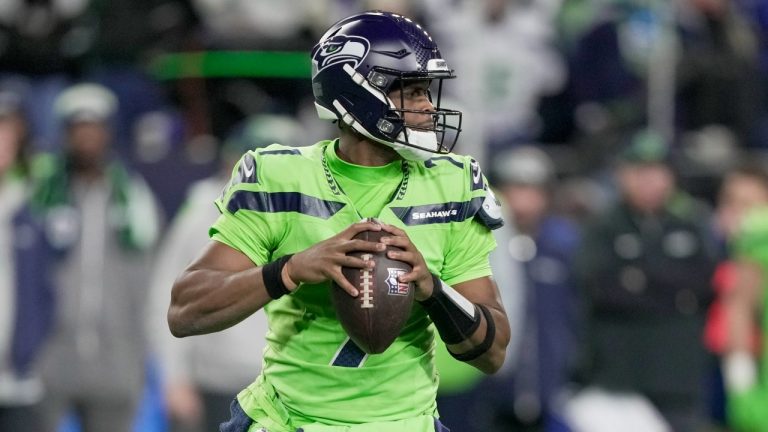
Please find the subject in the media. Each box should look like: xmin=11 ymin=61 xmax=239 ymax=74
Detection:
xmin=311 ymin=11 xmax=462 ymax=160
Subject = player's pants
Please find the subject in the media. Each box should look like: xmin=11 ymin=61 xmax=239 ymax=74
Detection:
xmin=219 ymin=375 xmax=450 ymax=432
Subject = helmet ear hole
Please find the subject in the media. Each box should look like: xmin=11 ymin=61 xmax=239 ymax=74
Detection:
xmin=377 ymin=119 xmax=395 ymax=134
xmin=368 ymin=71 xmax=390 ymax=88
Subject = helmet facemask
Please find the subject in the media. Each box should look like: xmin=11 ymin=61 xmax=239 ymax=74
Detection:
xmin=382 ymin=74 xmax=462 ymax=159
xmin=353 ymin=66 xmax=462 ymax=161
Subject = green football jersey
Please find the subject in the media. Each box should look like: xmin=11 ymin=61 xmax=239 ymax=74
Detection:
xmin=210 ymin=140 xmax=501 ymax=426
xmin=734 ymin=206 xmax=768 ymax=268
xmin=729 ymin=206 xmax=768 ymax=431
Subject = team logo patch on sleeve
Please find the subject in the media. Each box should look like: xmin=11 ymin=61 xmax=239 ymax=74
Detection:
xmin=386 ymin=268 xmax=409 ymax=296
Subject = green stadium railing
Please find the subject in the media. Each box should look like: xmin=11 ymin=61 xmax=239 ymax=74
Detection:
xmin=149 ymin=51 xmax=311 ymax=80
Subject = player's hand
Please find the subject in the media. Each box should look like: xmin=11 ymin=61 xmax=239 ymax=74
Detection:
xmin=284 ymin=220 xmax=385 ymax=296
xmin=379 ymin=223 xmax=434 ymax=301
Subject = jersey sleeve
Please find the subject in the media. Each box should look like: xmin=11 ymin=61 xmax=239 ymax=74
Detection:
xmin=733 ymin=206 xmax=768 ymax=268
xmin=441 ymin=219 xmax=497 ymax=286
xmin=439 ymin=158 xmax=499 ymax=285
xmin=209 ymin=150 xmax=278 ymax=266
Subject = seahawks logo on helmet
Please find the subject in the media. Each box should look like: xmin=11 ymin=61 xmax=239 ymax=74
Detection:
xmin=313 ymin=34 xmax=370 ymax=73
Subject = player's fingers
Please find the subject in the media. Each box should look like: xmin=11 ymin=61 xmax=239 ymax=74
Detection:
xmin=397 ymin=270 xmax=421 ymax=284
xmin=339 ymin=220 xmax=382 ymax=239
xmin=380 ymin=235 xmax=413 ymax=250
xmin=379 ymin=223 xmax=407 ymax=237
xmin=330 ymin=270 xmax=359 ymax=297
xmin=387 ymin=249 xmax=417 ymax=265
xmin=336 ymin=255 xmax=375 ymax=269
xmin=340 ymin=239 xmax=386 ymax=253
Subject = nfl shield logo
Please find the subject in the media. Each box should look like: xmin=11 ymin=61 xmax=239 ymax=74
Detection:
xmin=386 ymin=268 xmax=409 ymax=296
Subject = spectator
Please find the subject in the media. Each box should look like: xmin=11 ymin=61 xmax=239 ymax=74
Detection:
xmin=434 ymin=153 xmax=530 ymax=432
xmin=423 ymin=0 xmax=566 ymax=160
xmin=0 ymin=89 xmax=55 ymax=431
xmin=676 ymin=0 xmax=761 ymax=147
xmin=0 ymin=0 xmax=91 ymax=75
xmin=191 ymin=0 xmax=324 ymax=49
xmin=555 ymin=0 xmax=761 ymax=158
xmin=33 ymin=83 xmax=161 ymax=432
xmin=484 ymin=146 xmax=580 ymax=431
xmin=568 ymin=129 xmax=717 ymax=431
xmin=147 ymin=114 xmax=302 ymax=432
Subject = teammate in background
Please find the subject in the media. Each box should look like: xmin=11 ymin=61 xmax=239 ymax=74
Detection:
xmin=34 ymin=83 xmax=161 ymax=432
xmin=147 ymin=115 xmax=301 ymax=432
xmin=0 ymin=88 xmax=55 ymax=431
xmin=168 ymin=11 xmax=510 ymax=432
xmin=720 ymin=164 xmax=768 ymax=431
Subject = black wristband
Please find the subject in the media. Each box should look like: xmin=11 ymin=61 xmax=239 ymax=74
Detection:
xmin=418 ymin=273 xmax=482 ymax=344
xmin=417 ymin=273 xmax=445 ymax=308
xmin=262 ymin=254 xmax=294 ymax=300
xmin=449 ymin=304 xmax=496 ymax=362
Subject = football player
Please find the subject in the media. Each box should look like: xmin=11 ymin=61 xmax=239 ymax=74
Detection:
xmin=168 ymin=11 xmax=510 ymax=432
xmin=721 ymin=165 xmax=768 ymax=430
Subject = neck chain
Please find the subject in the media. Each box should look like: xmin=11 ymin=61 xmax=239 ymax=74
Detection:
xmin=321 ymin=142 xmax=410 ymax=202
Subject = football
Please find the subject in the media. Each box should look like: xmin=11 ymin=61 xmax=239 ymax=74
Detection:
xmin=330 ymin=229 xmax=415 ymax=354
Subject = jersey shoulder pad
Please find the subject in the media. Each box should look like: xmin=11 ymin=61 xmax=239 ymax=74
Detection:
xmin=476 ymin=187 xmax=504 ymax=230
xmin=435 ymin=153 xmax=504 ymax=230
xmin=256 ymin=143 xmax=304 ymax=156
xmin=229 ymin=144 xmax=313 ymax=189
xmin=457 ymin=156 xmax=503 ymax=230
xmin=420 ymin=153 xmax=484 ymax=190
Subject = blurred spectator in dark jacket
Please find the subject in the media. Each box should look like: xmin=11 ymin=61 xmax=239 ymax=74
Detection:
xmin=476 ymin=146 xmax=580 ymax=432
xmin=734 ymin=0 xmax=768 ymax=148
xmin=567 ymin=129 xmax=718 ymax=432
xmin=676 ymin=0 xmax=761 ymax=147
xmin=33 ymin=83 xmax=161 ymax=432
xmin=552 ymin=0 xmax=761 ymax=170
xmin=553 ymin=0 xmax=652 ymax=166
xmin=0 ymin=88 xmax=55 ymax=432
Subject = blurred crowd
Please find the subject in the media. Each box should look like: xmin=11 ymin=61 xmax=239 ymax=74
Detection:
xmin=2 ymin=0 xmax=768 ymax=431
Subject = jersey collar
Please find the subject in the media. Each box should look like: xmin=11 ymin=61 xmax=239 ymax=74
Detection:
xmin=324 ymin=140 xmax=403 ymax=185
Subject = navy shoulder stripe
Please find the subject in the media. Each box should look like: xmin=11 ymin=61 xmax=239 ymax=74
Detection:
xmin=227 ymin=191 xmax=345 ymax=219
xmin=390 ymin=197 xmax=484 ymax=226
xmin=425 ymin=156 xmax=464 ymax=169
xmin=260 ymin=149 xmax=301 ymax=156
